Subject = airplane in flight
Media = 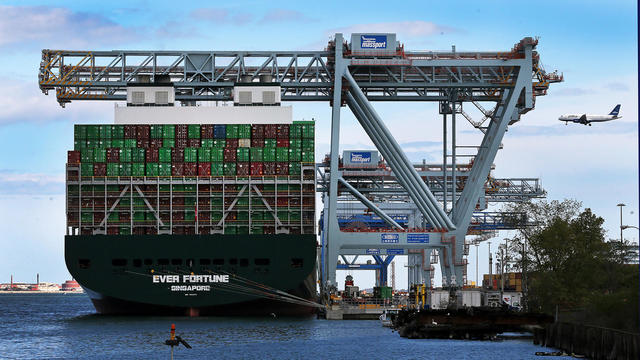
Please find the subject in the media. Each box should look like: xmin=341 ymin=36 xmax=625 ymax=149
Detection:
xmin=558 ymin=105 xmax=622 ymax=126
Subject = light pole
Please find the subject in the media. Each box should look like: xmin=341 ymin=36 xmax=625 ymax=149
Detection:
xmin=475 ymin=243 xmax=479 ymax=288
xmin=617 ymin=203 xmax=626 ymax=245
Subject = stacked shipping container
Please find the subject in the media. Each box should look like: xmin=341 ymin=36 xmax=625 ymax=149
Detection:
xmin=66 ymin=122 xmax=315 ymax=236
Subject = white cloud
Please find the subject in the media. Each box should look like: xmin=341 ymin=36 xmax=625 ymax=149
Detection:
xmin=0 ymin=171 xmax=65 ymax=195
xmin=0 ymin=77 xmax=113 ymax=125
xmin=0 ymin=5 xmax=140 ymax=49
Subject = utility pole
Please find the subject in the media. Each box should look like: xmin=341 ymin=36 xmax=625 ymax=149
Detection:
xmin=391 ymin=261 xmax=395 ymax=291
xmin=500 ymin=247 xmax=505 ymax=304
xmin=475 ymin=243 xmax=479 ymax=287
xmin=617 ymin=203 xmax=626 ymax=246
xmin=488 ymin=241 xmax=492 ymax=290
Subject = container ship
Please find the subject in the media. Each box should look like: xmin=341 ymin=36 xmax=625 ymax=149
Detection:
xmin=65 ymin=85 xmax=318 ymax=316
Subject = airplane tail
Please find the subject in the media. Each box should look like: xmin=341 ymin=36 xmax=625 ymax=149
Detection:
xmin=609 ymin=104 xmax=621 ymax=116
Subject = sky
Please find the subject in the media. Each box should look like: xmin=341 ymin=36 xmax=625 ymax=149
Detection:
xmin=0 ymin=0 xmax=637 ymax=289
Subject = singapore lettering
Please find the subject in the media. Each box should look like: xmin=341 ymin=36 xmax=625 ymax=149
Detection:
xmin=152 ymin=274 xmax=229 ymax=292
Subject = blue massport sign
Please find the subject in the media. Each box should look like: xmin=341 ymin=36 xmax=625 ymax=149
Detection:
xmin=350 ymin=151 xmax=372 ymax=163
xmin=381 ymin=234 xmax=399 ymax=244
xmin=360 ymin=35 xmax=387 ymax=49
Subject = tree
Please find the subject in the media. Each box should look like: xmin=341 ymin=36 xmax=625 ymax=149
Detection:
xmin=502 ymin=199 xmax=639 ymax=331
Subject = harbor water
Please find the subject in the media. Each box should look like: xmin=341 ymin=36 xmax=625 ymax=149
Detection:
xmin=0 ymin=294 xmax=571 ymax=359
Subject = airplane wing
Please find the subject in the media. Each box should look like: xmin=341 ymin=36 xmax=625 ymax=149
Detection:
xmin=579 ymin=114 xmax=588 ymax=124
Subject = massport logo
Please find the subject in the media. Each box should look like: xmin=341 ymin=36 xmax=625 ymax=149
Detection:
xmin=361 ymin=35 xmax=387 ymax=49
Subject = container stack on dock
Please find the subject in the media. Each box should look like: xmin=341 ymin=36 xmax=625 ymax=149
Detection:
xmin=65 ymin=121 xmax=315 ymax=236
xmin=482 ymin=273 xmax=522 ymax=292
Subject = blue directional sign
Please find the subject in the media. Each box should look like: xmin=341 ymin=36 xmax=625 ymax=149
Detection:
xmin=366 ymin=249 xmax=381 ymax=255
xmin=407 ymin=233 xmax=429 ymax=244
xmin=386 ymin=249 xmax=404 ymax=255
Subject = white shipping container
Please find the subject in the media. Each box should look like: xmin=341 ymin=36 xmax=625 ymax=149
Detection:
xmin=238 ymin=139 xmax=251 ymax=148
xmin=457 ymin=290 xmax=483 ymax=308
xmin=429 ymin=290 xmax=450 ymax=309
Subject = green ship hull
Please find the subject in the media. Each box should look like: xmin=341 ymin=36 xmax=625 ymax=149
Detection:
xmin=65 ymin=234 xmax=318 ymax=316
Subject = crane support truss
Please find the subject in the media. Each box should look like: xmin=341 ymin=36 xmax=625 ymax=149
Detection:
xmin=39 ymin=34 xmax=560 ymax=292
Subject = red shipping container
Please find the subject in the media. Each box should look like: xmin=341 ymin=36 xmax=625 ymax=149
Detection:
xmin=94 ymin=163 xmax=107 ymax=176
xmin=106 ymin=148 xmax=120 ymax=163
xmin=136 ymin=125 xmax=150 ymax=139
xmin=171 ymin=163 xmax=184 ymax=176
xmin=198 ymin=225 xmax=209 ymax=234
xmin=237 ymin=162 xmax=250 ymax=176
xmin=226 ymin=138 xmax=239 ymax=148
xmin=172 ymin=197 xmax=184 ymax=206
xmin=124 ymin=125 xmax=137 ymax=138
xmin=175 ymin=124 xmax=188 ymax=139
xmin=250 ymin=162 xmax=263 ymax=176
xmin=184 ymin=227 xmax=196 ymax=235
xmin=137 ymin=139 xmax=150 ymax=149
xmin=276 ymin=139 xmax=289 ymax=147
xmin=173 ymin=226 xmax=185 ymax=234
xmin=150 ymin=139 xmax=162 ymax=148
xmin=263 ymin=162 xmax=276 ymax=175
xmin=276 ymin=162 xmax=288 ymax=175
xmin=290 ymin=198 xmax=301 ymax=206
xmin=184 ymin=163 xmax=197 ymax=176
xmin=175 ymin=138 xmax=188 ymax=149
xmin=251 ymin=124 xmax=264 ymax=139
xmin=201 ymin=125 xmax=214 ymax=138
xmin=188 ymin=138 xmax=200 ymax=147
xmin=94 ymin=212 xmax=104 ymax=223
xmin=200 ymin=184 xmax=210 ymax=192
xmin=171 ymin=148 xmax=185 ymax=162
xmin=67 ymin=150 xmax=81 ymax=164
xmin=223 ymin=148 xmax=237 ymax=162
xmin=263 ymin=226 xmax=275 ymax=234
xmin=264 ymin=124 xmax=277 ymax=138
xmin=198 ymin=163 xmax=211 ymax=176
xmin=146 ymin=148 xmax=159 ymax=162
xmin=172 ymin=212 xmax=185 ymax=221
xmin=119 ymin=212 xmax=130 ymax=222
xmin=107 ymin=227 xmax=120 ymax=235
xmin=277 ymin=198 xmax=289 ymax=206
xmin=276 ymin=124 xmax=289 ymax=139
xmin=198 ymin=197 xmax=211 ymax=206
xmin=133 ymin=228 xmax=146 ymax=235
xmin=251 ymin=138 xmax=264 ymax=147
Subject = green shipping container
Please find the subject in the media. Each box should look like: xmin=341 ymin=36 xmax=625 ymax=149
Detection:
xmin=250 ymin=147 xmax=263 ymax=161
xmin=237 ymin=148 xmax=249 ymax=162
xmin=289 ymin=163 xmax=301 ymax=175
xmin=226 ymin=125 xmax=238 ymax=138
xmin=188 ymin=124 xmax=200 ymax=139
xmin=133 ymin=212 xmax=146 ymax=221
xmin=158 ymin=163 xmax=172 ymax=176
xmin=184 ymin=210 xmax=196 ymax=221
xmin=163 ymin=124 xmax=175 ymax=139
xmin=211 ymin=162 xmax=224 ymax=176
xmin=263 ymin=139 xmax=276 ymax=148
xmin=224 ymin=226 xmax=237 ymax=235
xmin=86 ymin=139 xmax=103 ymax=148
xmin=119 ymin=163 xmax=132 ymax=176
xmin=302 ymin=139 xmax=314 ymax=150
xmin=290 ymin=124 xmax=302 ymax=138
xmin=277 ymin=211 xmax=289 ymax=222
xmin=93 ymin=148 xmax=106 ymax=162
xmin=237 ymin=226 xmax=249 ymax=234
xmin=111 ymin=125 xmax=124 ymax=139
xmin=99 ymin=125 xmax=112 ymax=140
xmin=159 ymin=148 xmax=172 ymax=163
xmin=86 ymin=125 xmax=100 ymax=139
xmin=108 ymin=212 xmax=119 ymax=222
xmin=120 ymin=148 xmax=132 ymax=162
xmin=74 ymin=140 xmax=86 ymax=150
xmin=301 ymin=123 xmax=315 ymax=139
xmin=150 ymin=125 xmax=163 ymax=139
xmin=276 ymin=147 xmax=289 ymax=162
xmin=250 ymin=226 xmax=264 ymax=235
xmin=289 ymin=139 xmax=302 ymax=148
xmin=81 ymin=148 xmax=94 ymax=162
xmin=198 ymin=148 xmax=212 ymax=162
xmin=237 ymin=211 xmax=249 ymax=220
xmin=289 ymin=148 xmax=301 ymax=162
xmin=163 ymin=139 xmax=175 ymax=148
xmin=238 ymin=124 xmax=251 ymax=138
xmin=211 ymin=148 xmax=224 ymax=162
xmin=74 ymin=125 xmax=87 ymax=140
xmin=111 ymin=139 xmax=125 ymax=148
xmin=119 ymin=227 xmax=131 ymax=235
xmin=81 ymin=163 xmax=94 ymax=176
xmin=223 ymin=163 xmax=236 ymax=176
xmin=290 ymin=211 xmax=301 ymax=221
xmin=251 ymin=211 xmax=264 ymax=221
xmin=132 ymin=148 xmax=145 ymax=162
xmin=132 ymin=163 xmax=145 ymax=176
xmin=107 ymin=163 xmax=119 ymax=176
xmin=213 ymin=139 xmax=226 ymax=148
xmin=212 ymin=197 xmax=223 ymax=207
xmin=146 ymin=163 xmax=159 ymax=176
xmin=302 ymin=151 xmax=314 ymax=163
xmin=263 ymin=148 xmax=276 ymax=162
xmin=81 ymin=212 xmax=93 ymax=223
xmin=184 ymin=148 xmax=198 ymax=162
xmin=124 ymin=139 xmax=137 ymax=148
xmin=201 ymin=139 xmax=214 ymax=148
